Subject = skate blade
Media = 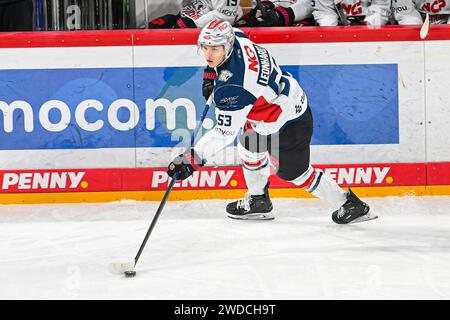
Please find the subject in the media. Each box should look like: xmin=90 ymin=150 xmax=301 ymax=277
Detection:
xmin=227 ymin=212 xmax=275 ymax=220
xmin=348 ymin=212 xmax=378 ymax=224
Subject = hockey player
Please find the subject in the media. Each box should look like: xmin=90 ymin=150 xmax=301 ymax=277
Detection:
xmin=235 ymin=0 xmax=314 ymax=27
xmin=148 ymin=0 xmax=243 ymax=29
xmin=167 ymin=19 xmax=376 ymax=224
xmin=312 ymin=0 xmax=391 ymax=25
xmin=392 ymin=0 xmax=450 ymax=24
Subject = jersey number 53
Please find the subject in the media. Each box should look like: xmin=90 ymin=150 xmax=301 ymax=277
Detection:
xmin=217 ymin=114 xmax=232 ymax=126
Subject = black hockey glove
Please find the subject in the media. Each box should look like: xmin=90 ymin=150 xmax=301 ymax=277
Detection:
xmin=202 ymin=66 xmax=216 ymax=101
xmin=167 ymin=148 xmax=205 ymax=181
xmin=256 ymin=1 xmax=294 ymax=27
xmin=173 ymin=16 xmax=197 ymax=28
xmin=148 ymin=14 xmax=180 ymax=29
xmin=234 ymin=9 xmax=260 ymax=27
xmin=346 ymin=16 xmax=369 ymax=25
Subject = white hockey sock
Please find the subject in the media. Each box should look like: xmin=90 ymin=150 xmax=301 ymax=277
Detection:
xmin=243 ymin=163 xmax=271 ymax=196
xmin=237 ymin=142 xmax=271 ymax=196
xmin=308 ymin=171 xmax=347 ymax=209
xmin=289 ymin=167 xmax=347 ymax=209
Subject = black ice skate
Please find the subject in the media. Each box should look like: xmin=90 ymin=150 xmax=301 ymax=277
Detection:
xmin=226 ymin=185 xmax=274 ymax=220
xmin=332 ymin=189 xmax=377 ymax=224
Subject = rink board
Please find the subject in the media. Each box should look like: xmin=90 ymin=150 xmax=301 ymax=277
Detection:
xmin=0 ymin=64 xmax=399 ymax=150
xmin=0 ymin=26 xmax=450 ymax=203
xmin=0 ymin=162 xmax=449 ymax=204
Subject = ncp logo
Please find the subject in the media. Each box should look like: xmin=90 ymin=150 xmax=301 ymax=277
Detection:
xmin=421 ymin=0 xmax=446 ymax=13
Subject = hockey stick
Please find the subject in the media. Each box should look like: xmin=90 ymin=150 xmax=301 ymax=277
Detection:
xmin=420 ymin=13 xmax=430 ymax=39
xmin=334 ymin=0 xmax=350 ymax=26
xmin=108 ymin=94 xmax=214 ymax=276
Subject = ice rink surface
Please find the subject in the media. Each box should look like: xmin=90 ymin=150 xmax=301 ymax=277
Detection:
xmin=1 ymin=195 xmax=450 ymax=300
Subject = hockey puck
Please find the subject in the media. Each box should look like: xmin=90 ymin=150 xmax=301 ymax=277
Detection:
xmin=124 ymin=271 xmax=136 ymax=278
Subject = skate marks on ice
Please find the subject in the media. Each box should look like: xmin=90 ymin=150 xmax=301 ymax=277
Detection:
xmin=0 ymin=196 xmax=450 ymax=299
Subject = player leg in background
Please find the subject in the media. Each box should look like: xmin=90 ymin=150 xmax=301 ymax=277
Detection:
xmin=148 ymin=14 xmax=180 ymax=28
xmin=148 ymin=13 xmax=197 ymax=29
xmin=226 ymin=123 xmax=274 ymax=220
xmin=274 ymin=107 xmax=373 ymax=224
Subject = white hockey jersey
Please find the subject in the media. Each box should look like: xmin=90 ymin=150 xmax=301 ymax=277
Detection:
xmin=392 ymin=0 xmax=450 ymax=24
xmin=180 ymin=0 xmax=243 ymax=27
xmin=312 ymin=0 xmax=391 ymax=25
xmin=194 ymin=29 xmax=308 ymax=162
xmin=269 ymin=0 xmax=314 ymax=21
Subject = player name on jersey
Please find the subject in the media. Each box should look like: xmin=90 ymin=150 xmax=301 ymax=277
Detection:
xmin=254 ymin=44 xmax=272 ymax=86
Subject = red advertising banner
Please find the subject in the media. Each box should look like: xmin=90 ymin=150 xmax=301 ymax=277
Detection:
xmin=0 ymin=162 xmax=435 ymax=194
xmin=427 ymin=162 xmax=450 ymax=185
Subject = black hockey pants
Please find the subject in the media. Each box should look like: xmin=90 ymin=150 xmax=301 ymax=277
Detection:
xmin=239 ymin=106 xmax=314 ymax=181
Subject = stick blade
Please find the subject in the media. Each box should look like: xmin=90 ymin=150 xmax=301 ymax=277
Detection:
xmin=420 ymin=13 xmax=430 ymax=39
xmin=108 ymin=261 xmax=135 ymax=275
